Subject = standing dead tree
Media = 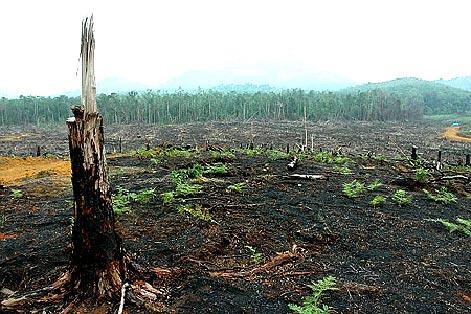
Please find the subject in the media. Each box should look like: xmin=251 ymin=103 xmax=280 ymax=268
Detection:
xmin=2 ymin=16 xmax=162 ymax=312
xmin=66 ymin=16 xmax=126 ymax=298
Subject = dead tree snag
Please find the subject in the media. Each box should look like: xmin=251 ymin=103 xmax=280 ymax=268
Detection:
xmin=66 ymin=16 xmax=126 ymax=298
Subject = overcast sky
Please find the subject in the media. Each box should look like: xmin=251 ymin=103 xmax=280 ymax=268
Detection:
xmin=1 ymin=0 xmax=470 ymax=96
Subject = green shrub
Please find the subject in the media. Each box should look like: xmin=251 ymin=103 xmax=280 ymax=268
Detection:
xmin=431 ymin=218 xmax=471 ymax=237
xmin=289 ymin=276 xmax=337 ymax=314
xmin=392 ymin=189 xmax=412 ymax=206
xmin=245 ymin=246 xmax=263 ymax=264
xmin=415 ymin=168 xmax=429 ymax=183
xmin=367 ymin=179 xmax=383 ymax=191
xmin=267 ymin=150 xmax=290 ymax=160
xmin=131 ymin=148 xmax=157 ymax=159
xmin=175 ymin=183 xmax=203 ymax=196
xmin=10 ymin=189 xmax=23 ymax=199
xmin=204 ymin=163 xmax=228 ymax=175
xmin=333 ymin=155 xmax=351 ymax=165
xmin=171 ymin=169 xmax=189 ymax=185
xmin=113 ymin=187 xmax=156 ymax=214
xmin=113 ymin=187 xmax=131 ymax=214
xmin=313 ymin=151 xmax=334 ymax=163
xmin=187 ymin=163 xmax=204 ymax=179
xmin=342 ymin=180 xmax=365 ymax=198
xmin=163 ymin=149 xmax=194 ymax=158
xmin=245 ymin=149 xmax=263 ymax=157
xmin=170 ymin=167 xmax=203 ymax=197
xmin=423 ymin=187 xmax=457 ymax=204
xmin=226 ymin=182 xmax=245 ymax=193
xmin=369 ymin=195 xmax=386 ymax=207
xmin=128 ymin=188 xmax=155 ymax=203
xmin=333 ymin=165 xmax=352 ymax=175
xmin=313 ymin=152 xmax=350 ymax=165
xmin=210 ymin=150 xmax=235 ymax=160
xmin=177 ymin=204 xmax=211 ymax=221
xmin=161 ymin=192 xmax=175 ymax=204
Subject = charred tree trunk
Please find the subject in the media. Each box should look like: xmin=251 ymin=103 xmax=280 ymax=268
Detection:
xmin=67 ymin=16 xmax=125 ymax=298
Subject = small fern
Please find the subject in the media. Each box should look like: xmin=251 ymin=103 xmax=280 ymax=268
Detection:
xmin=289 ymin=276 xmax=337 ymax=314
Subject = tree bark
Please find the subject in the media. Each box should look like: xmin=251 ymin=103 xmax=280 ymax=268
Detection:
xmin=67 ymin=16 xmax=125 ymax=299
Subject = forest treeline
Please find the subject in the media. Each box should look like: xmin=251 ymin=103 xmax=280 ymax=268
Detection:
xmin=1 ymin=83 xmax=470 ymax=126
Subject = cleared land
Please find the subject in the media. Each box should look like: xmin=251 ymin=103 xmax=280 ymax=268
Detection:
xmin=0 ymin=121 xmax=470 ymax=313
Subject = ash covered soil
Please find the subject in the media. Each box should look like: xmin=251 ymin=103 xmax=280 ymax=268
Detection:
xmin=0 ymin=145 xmax=470 ymax=313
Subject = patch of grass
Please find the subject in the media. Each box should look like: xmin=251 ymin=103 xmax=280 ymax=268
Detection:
xmin=171 ymin=169 xmax=189 ymax=185
xmin=161 ymin=192 xmax=175 ymax=204
xmin=244 ymin=148 xmax=263 ymax=157
xmin=170 ymin=167 xmax=203 ymax=197
xmin=333 ymin=155 xmax=352 ymax=165
xmin=226 ymin=182 xmax=245 ymax=193
xmin=128 ymin=188 xmax=156 ymax=204
xmin=313 ymin=151 xmax=335 ymax=163
xmin=289 ymin=276 xmax=337 ymax=314
xmin=163 ymin=148 xmax=195 ymax=158
xmin=203 ymin=163 xmax=228 ymax=175
xmin=333 ymin=165 xmax=352 ymax=175
xmin=392 ymin=189 xmax=412 ymax=206
xmin=423 ymin=187 xmax=457 ymax=204
xmin=245 ymin=246 xmax=263 ymax=264
xmin=313 ymin=152 xmax=351 ymax=165
xmin=177 ymin=204 xmax=211 ymax=221
xmin=267 ymin=150 xmax=290 ymax=160
xmin=431 ymin=218 xmax=471 ymax=237
xmin=10 ymin=188 xmax=23 ymax=199
xmin=415 ymin=168 xmax=429 ymax=183
xmin=175 ymin=182 xmax=203 ymax=196
xmin=369 ymin=195 xmax=386 ymax=207
xmin=342 ymin=180 xmax=365 ymax=198
xmin=113 ymin=187 xmax=156 ymax=214
xmin=187 ymin=163 xmax=204 ymax=179
xmin=130 ymin=148 xmax=157 ymax=159
xmin=367 ymin=179 xmax=383 ymax=191
xmin=210 ymin=150 xmax=236 ymax=160
xmin=0 ymin=214 xmax=5 ymax=226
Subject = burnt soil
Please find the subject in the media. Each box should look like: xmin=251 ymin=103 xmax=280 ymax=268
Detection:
xmin=1 ymin=145 xmax=470 ymax=314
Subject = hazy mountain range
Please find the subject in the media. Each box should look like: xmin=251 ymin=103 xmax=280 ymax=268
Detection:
xmin=2 ymin=71 xmax=471 ymax=98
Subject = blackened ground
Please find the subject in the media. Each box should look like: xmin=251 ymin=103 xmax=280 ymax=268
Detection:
xmin=0 ymin=150 xmax=470 ymax=313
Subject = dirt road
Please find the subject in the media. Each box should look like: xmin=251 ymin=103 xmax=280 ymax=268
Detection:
xmin=442 ymin=127 xmax=471 ymax=142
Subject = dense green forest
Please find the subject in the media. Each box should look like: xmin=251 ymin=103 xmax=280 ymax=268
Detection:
xmin=0 ymin=78 xmax=469 ymax=126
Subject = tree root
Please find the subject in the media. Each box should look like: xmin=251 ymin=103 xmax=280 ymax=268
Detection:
xmin=0 ymin=256 xmax=168 ymax=313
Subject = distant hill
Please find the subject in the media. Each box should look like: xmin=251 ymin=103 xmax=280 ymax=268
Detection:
xmin=343 ymin=77 xmax=465 ymax=93
xmin=342 ymin=77 xmax=471 ymax=114
xmin=436 ymin=76 xmax=471 ymax=91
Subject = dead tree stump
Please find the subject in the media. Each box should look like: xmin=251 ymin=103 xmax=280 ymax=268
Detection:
xmin=411 ymin=145 xmax=418 ymax=160
xmin=67 ymin=16 xmax=126 ymax=299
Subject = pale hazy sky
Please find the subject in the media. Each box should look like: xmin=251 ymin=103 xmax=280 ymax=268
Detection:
xmin=1 ymin=0 xmax=470 ymax=96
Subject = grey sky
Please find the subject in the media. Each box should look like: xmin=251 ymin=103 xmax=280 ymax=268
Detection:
xmin=1 ymin=0 xmax=470 ymax=96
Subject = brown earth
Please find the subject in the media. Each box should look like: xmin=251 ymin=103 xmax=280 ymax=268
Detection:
xmin=442 ymin=127 xmax=471 ymax=143
xmin=0 ymin=156 xmax=70 ymax=186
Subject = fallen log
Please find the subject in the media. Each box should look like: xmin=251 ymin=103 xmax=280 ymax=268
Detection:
xmin=287 ymin=174 xmax=327 ymax=180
